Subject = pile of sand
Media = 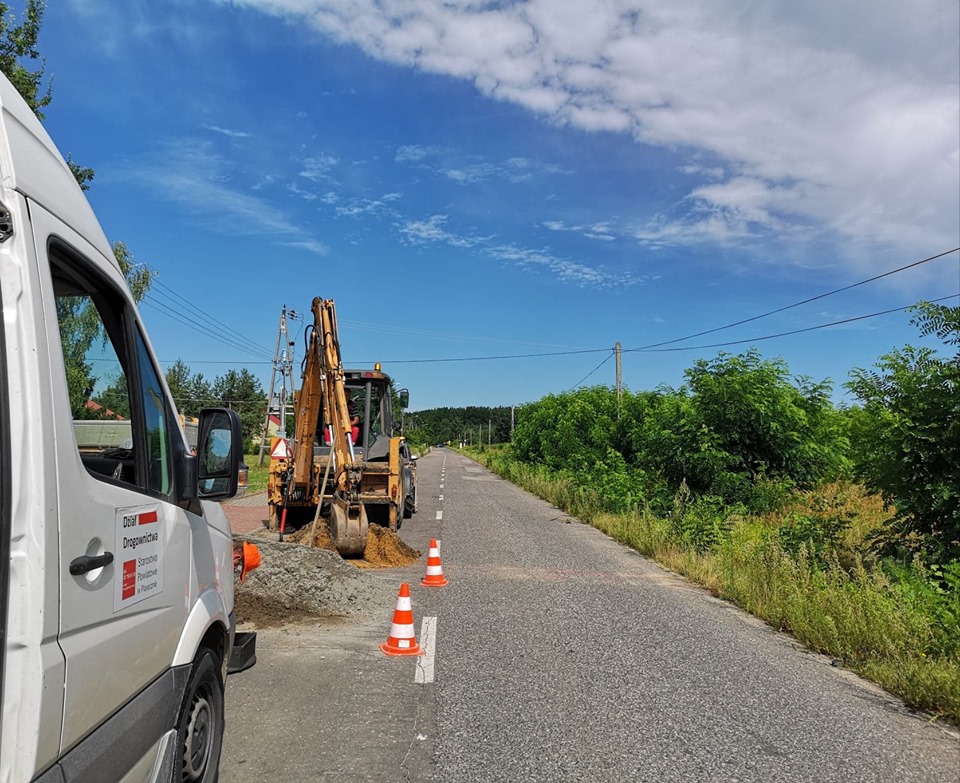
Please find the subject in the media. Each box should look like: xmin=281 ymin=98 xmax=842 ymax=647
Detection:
xmin=355 ymin=524 xmax=421 ymax=569
xmin=287 ymin=519 xmax=421 ymax=568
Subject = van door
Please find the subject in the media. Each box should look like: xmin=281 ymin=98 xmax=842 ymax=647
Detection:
xmin=31 ymin=202 xmax=194 ymax=764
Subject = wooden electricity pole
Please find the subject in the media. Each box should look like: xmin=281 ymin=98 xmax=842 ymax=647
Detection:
xmin=615 ymin=341 xmax=622 ymax=420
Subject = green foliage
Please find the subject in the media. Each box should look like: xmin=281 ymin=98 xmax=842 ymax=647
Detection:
xmin=671 ymin=490 xmax=736 ymax=552
xmin=512 ymin=352 xmax=846 ymax=515
xmin=513 ymin=386 xmax=620 ymax=470
xmin=0 ymin=1 xmax=96 ymax=192
xmin=847 ymin=303 xmax=960 ymax=563
xmin=675 ymin=350 xmax=848 ymax=495
xmin=66 ymin=153 xmax=95 ymax=191
xmin=211 ymin=367 xmax=267 ymax=451
xmin=405 ymin=405 xmax=512 ymax=445
xmin=165 ymin=359 xmax=215 ymax=417
xmin=57 ymin=244 xmax=153 ymax=420
xmin=0 ymin=0 xmax=50 ymax=118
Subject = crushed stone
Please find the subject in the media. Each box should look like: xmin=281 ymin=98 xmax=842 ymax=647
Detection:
xmin=232 ymin=534 xmax=393 ymax=627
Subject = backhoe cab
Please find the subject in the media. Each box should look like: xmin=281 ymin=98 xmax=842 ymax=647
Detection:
xmin=267 ymin=298 xmax=417 ymax=556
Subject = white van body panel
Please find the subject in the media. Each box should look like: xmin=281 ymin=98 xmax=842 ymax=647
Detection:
xmin=30 ymin=199 xmax=193 ymax=752
xmin=0 ymin=190 xmax=64 ymax=781
xmin=173 ymin=578 xmax=233 ymax=669
xmin=0 ymin=70 xmax=238 ymax=782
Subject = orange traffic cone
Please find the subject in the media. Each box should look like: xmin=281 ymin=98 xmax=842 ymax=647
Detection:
xmin=421 ymin=539 xmax=449 ymax=587
xmin=380 ymin=583 xmax=422 ymax=656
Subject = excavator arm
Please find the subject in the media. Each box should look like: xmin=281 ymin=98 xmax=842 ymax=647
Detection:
xmin=288 ymin=297 xmax=368 ymax=555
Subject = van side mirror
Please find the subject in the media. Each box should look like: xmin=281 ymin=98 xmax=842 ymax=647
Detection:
xmin=196 ymin=408 xmax=243 ymax=500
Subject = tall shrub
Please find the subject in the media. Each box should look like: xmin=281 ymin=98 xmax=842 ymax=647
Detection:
xmin=847 ymin=303 xmax=960 ymax=562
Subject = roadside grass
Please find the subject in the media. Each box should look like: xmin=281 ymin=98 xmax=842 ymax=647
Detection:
xmin=244 ymin=455 xmax=270 ymax=494
xmin=465 ymin=446 xmax=960 ymax=724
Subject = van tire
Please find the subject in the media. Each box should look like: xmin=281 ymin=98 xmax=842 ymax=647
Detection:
xmin=176 ymin=647 xmax=224 ymax=783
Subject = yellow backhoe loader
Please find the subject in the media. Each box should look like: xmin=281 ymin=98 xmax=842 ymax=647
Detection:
xmin=267 ymin=298 xmax=417 ymax=556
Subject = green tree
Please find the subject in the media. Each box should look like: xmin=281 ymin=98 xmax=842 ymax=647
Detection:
xmin=165 ymin=359 xmax=214 ymax=418
xmin=847 ymin=302 xmax=960 ymax=562
xmin=211 ymin=368 xmax=267 ymax=450
xmin=0 ymin=0 xmax=50 ymax=117
xmin=56 ymin=243 xmax=153 ymax=418
xmin=513 ymin=387 xmax=620 ymax=471
xmin=678 ymin=350 xmax=848 ymax=497
xmin=1 ymin=4 xmax=158 ymax=416
xmin=0 ymin=2 xmax=94 ymax=189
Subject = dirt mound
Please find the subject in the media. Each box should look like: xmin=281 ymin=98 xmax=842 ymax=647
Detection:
xmin=233 ymin=535 xmax=391 ymax=627
xmin=287 ymin=519 xmax=337 ymax=552
xmin=286 ymin=519 xmax=421 ymax=568
xmin=355 ymin=525 xmax=422 ymax=569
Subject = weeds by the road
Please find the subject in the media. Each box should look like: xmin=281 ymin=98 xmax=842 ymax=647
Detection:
xmin=244 ymin=455 xmax=270 ymax=493
xmin=466 ymin=446 xmax=960 ymax=724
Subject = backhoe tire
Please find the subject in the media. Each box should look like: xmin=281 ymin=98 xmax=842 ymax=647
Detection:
xmin=403 ymin=485 xmax=418 ymax=519
xmin=176 ymin=646 xmax=224 ymax=783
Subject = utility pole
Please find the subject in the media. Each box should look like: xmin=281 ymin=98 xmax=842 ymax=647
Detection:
xmin=488 ymin=418 xmax=492 ymax=445
xmin=511 ymin=405 xmax=515 ymax=435
xmin=615 ymin=341 xmax=622 ymax=420
xmin=258 ymin=305 xmax=299 ymax=465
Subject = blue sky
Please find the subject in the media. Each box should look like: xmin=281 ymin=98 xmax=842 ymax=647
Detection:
xmin=33 ymin=0 xmax=960 ymax=410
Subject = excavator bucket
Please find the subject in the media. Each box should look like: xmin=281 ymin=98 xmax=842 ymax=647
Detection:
xmin=329 ymin=498 xmax=369 ymax=557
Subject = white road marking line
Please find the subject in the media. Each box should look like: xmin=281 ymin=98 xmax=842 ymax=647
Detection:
xmin=438 ymin=494 xmax=443 ymax=501
xmin=415 ymin=616 xmax=437 ymax=684
xmin=436 ymin=510 xmax=443 ymax=520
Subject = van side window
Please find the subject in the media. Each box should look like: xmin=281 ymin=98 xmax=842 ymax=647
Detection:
xmin=135 ymin=329 xmax=172 ymax=494
xmin=50 ymin=246 xmax=174 ymax=497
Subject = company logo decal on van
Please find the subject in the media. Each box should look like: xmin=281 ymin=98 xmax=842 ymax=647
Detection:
xmin=114 ymin=505 xmax=164 ymax=612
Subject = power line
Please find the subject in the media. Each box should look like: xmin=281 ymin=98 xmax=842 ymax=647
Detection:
xmin=630 ymin=247 xmax=959 ymax=351
xmin=566 ymin=350 xmax=615 ymax=391
xmin=146 ymin=295 xmax=956 ymax=369
xmin=150 ymin=278 xmax=274 ymax=356
xmin=354 ymin=347 xmax=611 ymax=364
xmin=627 ymin=294 xmax=959 ymax=353
xmin=130 ymin=249 xmax=957 ymax=370
xmin=142 ymin=296 xmax=273 ymax=360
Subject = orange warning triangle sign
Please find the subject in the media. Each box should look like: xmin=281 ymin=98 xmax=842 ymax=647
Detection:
xmin=270 ymin=437 xmax=290 ymax=460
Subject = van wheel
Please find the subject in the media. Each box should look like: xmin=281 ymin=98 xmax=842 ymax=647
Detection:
xmin=177 ymin=647 xmax=224 ymax=783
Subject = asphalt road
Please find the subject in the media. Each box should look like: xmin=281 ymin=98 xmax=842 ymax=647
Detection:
xmin=221 ymin=448 xmax=960 ymax=782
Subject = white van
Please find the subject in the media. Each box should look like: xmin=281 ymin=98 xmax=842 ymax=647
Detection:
xmin=0 ymin=73 xmax=243 ymax=781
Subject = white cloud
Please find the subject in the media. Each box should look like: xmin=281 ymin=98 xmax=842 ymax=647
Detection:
xmin=400 ymin=214 xmax=485 ymax=247
xmin=444 ymin=156 xmax=564 ymax=184
xmin=202 ymin=124 xmax=251 ymax=139
xmin=543 ymin=219 xmax=617 ymax=242
xmin=488 ymin=244 xmax=640 ymax=289
xmin=395 ymin=144 xmax=440 ymax=163
xmin=400 ymin=214 xmax=637 ymax=287
xmin=299 ymin=154 xmax=339 ymax=182
xmin=118 ymin=139 xmax=328 ymax=254
xmin=335 ymin=193 xmax=403 ymax=218
xmin=217 ymin=0 xmax=960 ymax=260
xmin=287 ymin=182 xmax=319 ymax=201
xmin=281 ymin=238 xmax=330 ymax=254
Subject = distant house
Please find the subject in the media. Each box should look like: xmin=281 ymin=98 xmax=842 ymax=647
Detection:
xmin=266 ymin=413 xmax=282 ymax=438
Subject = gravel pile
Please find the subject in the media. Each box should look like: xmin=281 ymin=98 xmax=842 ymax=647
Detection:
xmin=233 ymin=535 xmax=394 ymax=627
